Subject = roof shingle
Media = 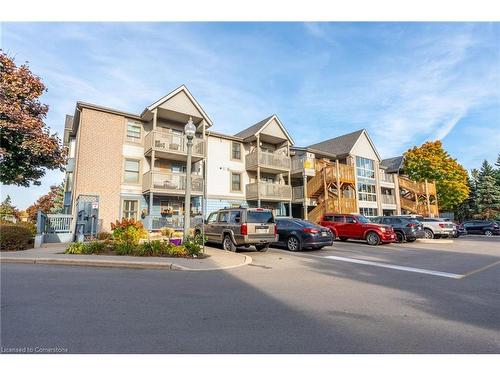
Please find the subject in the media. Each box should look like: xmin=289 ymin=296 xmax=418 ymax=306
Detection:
xmin=307 ymin=129 xmax=365 ymax=157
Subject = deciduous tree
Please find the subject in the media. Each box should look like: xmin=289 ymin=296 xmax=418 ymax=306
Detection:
xmin=403 ymin=140 xmax=469 ymax=211
xmin=0 ymin=51 xmax=66 ymax=186
xmin=26 ymin=183 xmax=65 ymax=221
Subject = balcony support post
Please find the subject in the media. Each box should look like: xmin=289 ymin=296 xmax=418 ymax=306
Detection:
xmin=336 ymin=160 xmax=341 ymax=213
xmin=287 ymin=142 xmax=292 ymax=216
xmin=424 ymin=179 xmax=431 ymax=217
xmin=152 ymin=109 xmax=157 ymax=130
xmin=303 ymin=174 xmax=308 ymax=220
xmin=256 ymin=133 xmax=261 ymax=208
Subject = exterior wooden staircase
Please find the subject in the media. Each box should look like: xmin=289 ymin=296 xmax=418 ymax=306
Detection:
xmin=306 ymin=160 xmax=357 ymax=223
xmin=398 ymin=176 xmax=439 ymax=216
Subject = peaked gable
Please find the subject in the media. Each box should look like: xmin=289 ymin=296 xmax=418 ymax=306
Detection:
xmin=350 ymin=131 xmax=381 ymax=161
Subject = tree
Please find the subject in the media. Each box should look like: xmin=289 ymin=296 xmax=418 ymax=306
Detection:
xmin=0 ymin=195 xmax=20 ymax=221
xmin=495 ymin=153 xmax=500 ymax=186
xmin=476 ymin=160 xmax=500 ymax=219
xmin=0 ymin=51 xmax=66 ymax=187
xmin=455 ymin=173 xmax=479 ymax=222
xmin=26 ymin=183 xmax=65 ymax=221
xmin=403 ymin=140 xmax=469 ymax=211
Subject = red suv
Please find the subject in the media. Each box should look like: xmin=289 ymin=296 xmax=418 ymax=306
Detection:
xmin=319 ymin=213 xmax=396 ymax=245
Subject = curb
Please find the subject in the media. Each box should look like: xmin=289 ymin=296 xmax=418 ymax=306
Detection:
xmin=0 ymin=253 xmax=253 ymax=271
xmin=416 ymin=238 xmax=454 ymax=244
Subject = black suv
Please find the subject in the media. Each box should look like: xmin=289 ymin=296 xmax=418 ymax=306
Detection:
xmin=372 ymin=216 xmax=425 ymax=243
xmin=462 ymin=220 xmax=500 ymax=236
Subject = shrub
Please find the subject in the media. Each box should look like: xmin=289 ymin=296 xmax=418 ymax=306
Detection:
xmin=114 ymin=242 xmax=136 ymax=256
xmin=97 ymin=231 xmax=113 ymax=241
xmin=168 ymin=245 xmax=188 ymax=257
xmin=183 ymin=235 xmax=202 ymax=257
xmin=111 ymin=218 xmax=147 ymax=246
xmin=0 ymin=224 xmax=34 ymax=251
xmin=172 ymin=231 xmax=184 ymax=238
xmin=135 ymin=240 xmax=164 ymax=257
xmin=83 ymin=241 xmax=106 ymax=254
xmin=160 ymin=227 xmax=175 ymax=237
xmin=66 ymin=242 xmax=85 ymax=254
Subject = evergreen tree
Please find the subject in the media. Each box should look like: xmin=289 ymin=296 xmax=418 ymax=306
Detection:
xmin=0 ymin=195 xmax=20 ymax=221
xmin=495 ymin=153 xmax=500 ymax=186
xmin=476 ymin=160 xmax=500 ymax=219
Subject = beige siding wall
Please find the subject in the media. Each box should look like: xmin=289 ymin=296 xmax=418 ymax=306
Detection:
xmin=73 ymin=108 xmax=126 ymax=232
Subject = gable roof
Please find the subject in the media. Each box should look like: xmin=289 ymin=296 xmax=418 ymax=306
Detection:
xmin=234 ymin=114 xmax=294 ymax=144
xmin=380 ymin=156 xmax=404 ymax=173
xmin=307 ymin=129 xmax=365 ymax=157
xmin=142 ymin=85 xmax=213 ymax=127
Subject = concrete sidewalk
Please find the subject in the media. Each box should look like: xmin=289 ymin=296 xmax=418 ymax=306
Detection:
xmin=0 ymin=243 xmax=252 ymax=271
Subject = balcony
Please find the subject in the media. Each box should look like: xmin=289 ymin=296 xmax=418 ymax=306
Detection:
xmin=144 ymin=130 xmax=205 ymax=162
xmin=292 ymin=186 xmax=304 ymax=201
xmin=291 ymin=155 xmax=316 ymax=176
xmin=379 ymin=172 xmax=395 ymax=185
xmin=246 ymin=182 xmax=292 ymax=201
xmin=142 ymin=171 xmax=203 ymax=195
xmin=245 ymin=150 xmax=290 ymax=173
xmin=381 ymin=194 xmax=396 ymax=205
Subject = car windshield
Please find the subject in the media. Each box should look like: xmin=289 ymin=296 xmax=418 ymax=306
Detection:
xmin=247 ymin=210 xmax=274 ymax=223
xmin=295 ymin=220 xmax=318 ymax=228
xmin=356 ymin=215 xmax=371 ymax=223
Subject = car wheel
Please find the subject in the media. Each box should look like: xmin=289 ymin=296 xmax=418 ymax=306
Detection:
xmin=407 ymin=238 xmax=417 ymax=243
xmin=366 ymin=232 xmax=381 ymax=246
xmin=286 ymin=236 xmax=301 ymax=251
xmin=223 ymin=235 xmax=237 ymax=252
xmin=255 ymin=243 xmax=269 ymax=252
xmin=484 ymin=230 xmax=493 ymax=236
xmin=395 ymin=232 xmax=405 ymax=243
xmin=424 ymin=229 xmax=434 ymax=239
xmin=339 ymin=237 xmax=348 ymax=242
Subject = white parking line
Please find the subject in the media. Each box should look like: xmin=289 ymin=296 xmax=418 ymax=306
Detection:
xmin=323 ymin=255 xmax=463 ymax=279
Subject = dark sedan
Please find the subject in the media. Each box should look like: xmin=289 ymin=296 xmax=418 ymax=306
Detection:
xmin=372 ymin=216 xmax=425 ymax=243
xmin=274 ymin=218 xmax=333 ymax=251
xmin=462 ymin=220 xmax=500 ymax=236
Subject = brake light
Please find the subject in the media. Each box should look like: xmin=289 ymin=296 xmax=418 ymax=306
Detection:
xmin=407 ymin=223 xmax=417 ymax=228
xmin=303 ymin=228 xmax=319 ymax=234
xmin=240 ymin=223 xmax=248 ymax=235
xmin=274 ymin=224 xmax=278 ymax=235
xmin=439 ymin=223 xmax=445 ymax=228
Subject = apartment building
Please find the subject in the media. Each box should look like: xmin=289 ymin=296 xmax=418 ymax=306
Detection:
xmin=62 ymin=84 xmax=437 ymax=234
xmin=205 ymin=115 xmax=293 ymax=216
xmin=289 ymin=129 xmax=438 ymax=222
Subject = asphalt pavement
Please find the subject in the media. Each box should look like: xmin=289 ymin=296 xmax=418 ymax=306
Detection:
xmin=1 ymin=236 xmax=499 ymax=353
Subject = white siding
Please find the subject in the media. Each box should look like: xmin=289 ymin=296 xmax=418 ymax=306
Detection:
xmin=350 ymin=132 xmax=379 ymax=161
xmin=206 ymin=135 xmax=248 ymax=198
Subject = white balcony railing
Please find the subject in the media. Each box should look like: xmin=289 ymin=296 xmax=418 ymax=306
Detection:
xmin=246 ymin=150 xmax=290 ymax=171
xmin=144 ymin=130 xmax=205 ymax=157
xmin=380 ymin=172 xmax=395 ymax=184
xmin=246 ymin=182 xmax=292 ymax=201
xmin=143 ymin=171 xmax=203 ymax=194
xmin=381 ymin=194 xmax=396 ymax=205
xmin=292 ymin=186 xmax=304 ymax=201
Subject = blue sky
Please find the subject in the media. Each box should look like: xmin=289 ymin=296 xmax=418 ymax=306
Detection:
xmin=1 ymin=22 xmax=499 ymax=209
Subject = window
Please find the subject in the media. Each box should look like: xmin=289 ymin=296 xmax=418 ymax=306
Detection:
xmin=122 ymin=200 xmax=138 ymax=220
xmin=356 ymin=156 xmax=375 ymax=179
xmin=247 ymin=211 xmax=274 ymax=223
xmin=358 ymin=181 xmax=377 ymax=202
xmin=231 ymin=172 xmax=242 ymax=192
xmin=207 ymin=212 xmax=218 ymax=224
xmin=231 ymin=142 xmax=241 ymax=160
xmin=126 ymin=120 xmax=142 ymax=142
xmin=65 ymin=172 xmax=73 ymax=192
xmin=230 ymin=211 xmax=241 ymax=223
xmin=218 ymin=211 xmax=229 ymax=223
xmin=323 ymin=215 xmax=334 ymax=222
xmin=124 ymin=159 xmax=140 ymax=183
xmin=334 ymin=215 xmax=345 ymax=222
xmin=359 ymin=207 xmax=378 ymax=217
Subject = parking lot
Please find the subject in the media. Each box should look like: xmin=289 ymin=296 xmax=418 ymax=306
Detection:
xmin=1 ymin=235 xmax=499 ymax=353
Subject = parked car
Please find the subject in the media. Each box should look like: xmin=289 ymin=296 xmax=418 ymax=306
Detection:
xmin=441 ymin=218 xmax=467 ymax=238
xmin=274 ymin=217 xmax=333 ymax=251
xmin=402 ymin=216 xmax=454 ymax=239
xmin=371 ymin=216 xmax=425 ymax=243
xmin=319 ymin=213 xmax=396 ymax=245
xmin=198 ymin=207 xmax=277 ymax=252
xmin=461 ymin=220 xmax=500 ymax=236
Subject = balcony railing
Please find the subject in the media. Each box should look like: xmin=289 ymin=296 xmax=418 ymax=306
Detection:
xmin=246 ymin=150 xmax=290 ymax=171
xmin=379 ymin=172 xmax=394 ymax=184
xmin=143 ymin=171 xmax=203 ymax=194
xmin=291 ymin=156 xmax=316 ymax=174
xmin=144 ymin=130 xmax=205 ymax=158
xmin=292 ymin=186 xmax=304 ymax=201
xmin=381 ymin=194 xmax=396 ymax=205
xmin=246 ymin=182 xmax=292 ymax=201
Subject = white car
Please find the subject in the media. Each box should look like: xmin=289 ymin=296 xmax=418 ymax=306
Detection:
xmin=403 ymin=215 xmax=455 ymax=239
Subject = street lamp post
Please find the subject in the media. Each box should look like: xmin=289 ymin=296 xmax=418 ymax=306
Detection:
xmin=183 ymin=117 xmax=196 ymax=239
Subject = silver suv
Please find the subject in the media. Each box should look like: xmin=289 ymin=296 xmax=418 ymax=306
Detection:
xmin=199 ymin=208 xmax=277 ymax=252
xmin=403 ymin=215 xmax=454 ymax=239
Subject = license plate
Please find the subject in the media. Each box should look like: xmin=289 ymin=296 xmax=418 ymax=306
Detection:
xmin=256 ymin=228 xmax=268 ymax=234
xmin=321 ymin=232 xmax=328 ymax=237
